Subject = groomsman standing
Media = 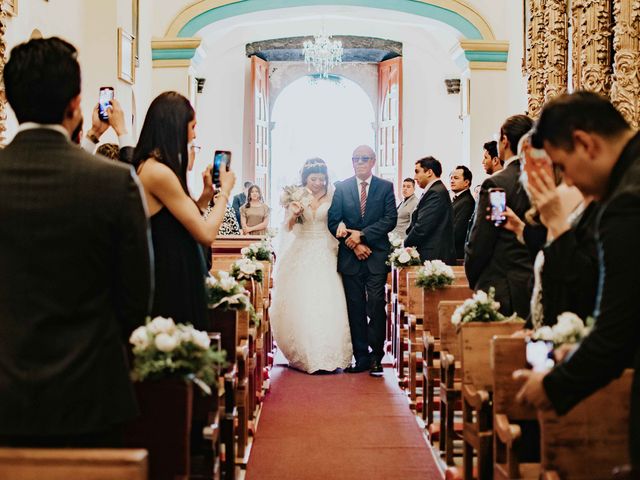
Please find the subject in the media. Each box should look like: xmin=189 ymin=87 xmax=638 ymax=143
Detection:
xmin=391 ymin=178 xmax=419 ymax=239
xmin=405 ymin=156 xmax=455 ymax=265
xmin=450 ymin=165 xmax=475 ymax=260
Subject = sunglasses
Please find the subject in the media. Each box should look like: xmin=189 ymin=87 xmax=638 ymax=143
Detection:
xmin=352 ymin=156 xmax=373 ymax=164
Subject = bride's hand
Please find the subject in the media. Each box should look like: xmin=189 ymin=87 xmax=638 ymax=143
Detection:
xmin=289 ymin=201 xmax=303 ymax=216
xmin=336 ymin=222 xmax=348 ymax=238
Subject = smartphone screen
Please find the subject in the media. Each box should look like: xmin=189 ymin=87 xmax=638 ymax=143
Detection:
xmin=526 ymin=339 xmax=555 ymax=372
xmin=489 ymin=188 xmax=506 ymax=226
xmin=212 ymin=150 xmax=231 ymax=188
xmin=98 ymin=87 xmax=114 ymax=121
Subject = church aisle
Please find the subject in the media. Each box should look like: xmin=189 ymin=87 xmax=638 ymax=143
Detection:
xmin=246 ymin=365 xmax=441 ymax=479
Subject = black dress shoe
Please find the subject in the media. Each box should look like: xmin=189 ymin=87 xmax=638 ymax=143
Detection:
xmin=369 ymin=361 xmax=384 ymax=377
xmin=344 ymin=363 xmax=369 ymax=373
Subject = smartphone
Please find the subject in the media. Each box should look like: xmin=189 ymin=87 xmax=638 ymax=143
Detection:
xmin=212 ymin=150 xmax=232 ymax=189
xmin=98 ymin=87 xmax=114 ymax=121
xmin=526 ymin=339 xmax=555 ymax=372
xmin=488 ymin=187 xmax=506 ymax=227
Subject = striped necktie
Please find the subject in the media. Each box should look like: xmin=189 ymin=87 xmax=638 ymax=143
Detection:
xmin=360 ymin=181 xmax=368 ymax=217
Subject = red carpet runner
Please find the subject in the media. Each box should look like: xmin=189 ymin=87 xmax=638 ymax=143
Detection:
xmin=246 ymin=366 xmax=441 ymax=479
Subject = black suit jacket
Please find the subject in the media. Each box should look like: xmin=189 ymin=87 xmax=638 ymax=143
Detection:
xmin=464 ymin=160 xmax=533 ymax=317
xmin=328 ymin=176 xmax=397 ymax=275
xmin=543 ymin=132 xmax=640 ymax=466
xmin=404 ymin=180 xmax=456 ymax=265
xmin=0 ymin=129 xmax=152 ymax=436
xmin=232 ymin=193 xmax=246 ymax=226
xmin=452 ymin=189 xmax=475 ymax=259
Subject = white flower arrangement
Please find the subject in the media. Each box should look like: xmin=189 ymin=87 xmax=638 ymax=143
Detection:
xmin=205 ymin=271 xmax=252 ymax=311
xmin=451 ymin=287 xmax=510 ymax=327
xmin=230 ymin=257 xmax=264 ymax=283
xmin=388 ymin=231 xmax=403 ymax=249
xmin=129 ymin=317 xmax=226 ymax=395
xmin=241 ymin=239 xmax=274 ymax=262
xmin=532 ymin=312 xmax=593 ymax=346
xmin=387 ymin=246 xmax=421 ymax=267
xmin=280 ymin=184 xmax=312 ymax=224
xmin=416 ymin=260 xmax=455 ymax=290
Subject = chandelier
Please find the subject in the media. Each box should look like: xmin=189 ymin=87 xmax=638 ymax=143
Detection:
xmin=303 ymin=31 xmax=343 ymax=79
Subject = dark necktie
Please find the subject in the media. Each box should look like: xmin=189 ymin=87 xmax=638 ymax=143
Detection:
xmin=360 ymin=181 xmax=368 ymax=217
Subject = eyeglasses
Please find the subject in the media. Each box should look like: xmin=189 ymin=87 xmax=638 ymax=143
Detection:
xmin=352 ymin=156 xmax=373 ymax=164
xmin=189 ymin=143 xmax=202 ymax=154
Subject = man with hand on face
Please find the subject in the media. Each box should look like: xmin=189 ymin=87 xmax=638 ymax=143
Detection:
xmin=404 ymin=156 xmax=456 ymax=265
xmin=391 ymin=177 xmax=419 ymax=240
xmin=328 ymin=145 xmax=397 ymax=377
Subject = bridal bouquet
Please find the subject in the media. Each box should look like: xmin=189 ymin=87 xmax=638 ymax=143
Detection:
xmin=532 ymin=312 xmax=593 ymax=346
xmin=205 ymin=271 xmax=252 ymax=311
xmin=416 ymin=260 xmax=455 ymax=290
xmin=280 ymin=184 xmax=312 ymax=224
xmin=129 ymin=316 xmax=226 ymax=395
xmin=242 ymin=239 xmax=274 ymax=263
xmin=230 ymin=257 xmax=264 ymax=283
xmin=387 ymin=246 xmax=421 ymax=267
xmin=451 ymin=287 xmax=515 ymax=327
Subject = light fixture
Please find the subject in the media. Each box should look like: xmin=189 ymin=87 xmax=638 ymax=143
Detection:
xmin=303 ymin=30 xmax=343 ymax=79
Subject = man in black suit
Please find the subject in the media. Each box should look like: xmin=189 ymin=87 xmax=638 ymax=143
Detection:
xmin=0 ymin=37 xmax=152 ymax=447
xmin=404 ymin=156 xmax=456 ymax=265
xmin=465 ymin=114 xmax=534 ymax=317
xmin=515 ymin=92 xmax=640 ymax=473
xmin=450 ymin=165 xmax=475 ymax=260
xmin=328 ymin=145 xmax=397 ymax=376
xmin=232 ymin=181 xmax=252 ymax=226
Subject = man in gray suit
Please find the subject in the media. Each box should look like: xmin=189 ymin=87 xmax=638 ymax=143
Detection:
xmin=391 ymin=177 xmax=419 ymax=239
xmin=0 ymin=37 xmax=152 ymax=447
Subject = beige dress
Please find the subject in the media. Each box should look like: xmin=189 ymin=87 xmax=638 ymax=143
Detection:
xmin=240 ymin=203 xmax=270 ymax=235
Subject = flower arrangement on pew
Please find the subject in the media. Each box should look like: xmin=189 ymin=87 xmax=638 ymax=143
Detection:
xmin=415 ymin=260 xmax=455 ymax=290
xmin=230 ymin=257 xmax=264 ymax=283
xmin=280 ymin=185 xmax=312 ymax=224
xmin=451 ymin=287 xmax=521 ymax=328
xmin=205 ymin=271 xmax=252 ymax=311
xmin=532 ymin=312 xmax=594 ymax=346
xmin=129 ymin=316 xmax=226 ymax=395
xmin=387 ymin=246 xmax=421 ymax=268
xmin=388 ymin=231 xmax=403 ymax=249
xmin=241 ymin=239 xmax=274 ymax=263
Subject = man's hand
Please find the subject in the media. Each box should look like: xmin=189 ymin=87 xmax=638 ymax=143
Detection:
xmin=336 ymin=222 xmax=349 ymax=238
xmin=354 ymin=243 xmax=372 ymax=260
xmin=486 ymin=206 xmax=525 ymax=239
xmin=513 ymin=369 xmax=553 ymax=410
xmin=345 ymin=230 xmax=363 ymax=249
xmin=107 ymin=98 xmax=128 ymax=137
xmin=88 ymin=104 xmax=109 ymax=140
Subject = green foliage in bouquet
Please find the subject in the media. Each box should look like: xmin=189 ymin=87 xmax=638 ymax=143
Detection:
xmin=415 ymin=260 xmax=455 ymax=290
xmin=205 ymin=271 xmax=252 ymax=311
xmin=130 ymin=317 xmax=226 ymax=395
xmin=230 ymin=257 xmax=264 ymax=283
xmin=451 ymin=287 xmax=520 ymax=327
xmin=241 ymin=240 xmax=274 ymax=262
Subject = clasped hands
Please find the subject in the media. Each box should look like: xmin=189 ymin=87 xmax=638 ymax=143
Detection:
xmin=336 ymin=223 xmax=370 ymax=260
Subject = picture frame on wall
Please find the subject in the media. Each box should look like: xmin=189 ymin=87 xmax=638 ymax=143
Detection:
xmin=5 ymin=0 xmax=17 ymax=16
xmin=118 ymin=27 xmax=136 ymax=84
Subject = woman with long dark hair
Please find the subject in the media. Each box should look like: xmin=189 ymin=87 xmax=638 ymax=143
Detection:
xmin=133 ymin=91 xmax=235 ymax=329
xmin=240 ymin=184 xmax=270 ymax=235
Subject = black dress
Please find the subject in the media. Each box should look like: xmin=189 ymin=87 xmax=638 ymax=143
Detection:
xmin=150 ymin=207 xmax=208 ymax=330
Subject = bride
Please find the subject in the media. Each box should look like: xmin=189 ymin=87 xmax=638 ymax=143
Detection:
xmin=270 ymin=158 xmax=353 ymax=373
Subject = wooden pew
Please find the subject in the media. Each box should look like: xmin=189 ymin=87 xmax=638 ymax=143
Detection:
xmin=491 ymin=335 xmax=538 ymax=480
xmin=393 ymin=265 xmax=421 ymax=384
xmin=459 ymin=321 xmax=525 ymax=475
xmin=537 ymin=370 xmax=632 ymax=479
xmin=0 ymin=449 xmax=148 ymax=480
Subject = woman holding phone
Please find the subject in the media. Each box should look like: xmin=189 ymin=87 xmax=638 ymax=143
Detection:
xmin=132 ymin=91 xmax=236 ymax=329
xmin=240 ymin=185 xmax=270 ymax=235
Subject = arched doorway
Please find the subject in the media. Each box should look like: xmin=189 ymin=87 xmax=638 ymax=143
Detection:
xmin=269 ymin=74 xmax=375 ymax=225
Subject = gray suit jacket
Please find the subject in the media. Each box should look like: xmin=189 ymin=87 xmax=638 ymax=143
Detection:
xmin=392 ymin=194 xmax=418 ymax=239
xmin=0 ymin=128 xmax=152 ymax=436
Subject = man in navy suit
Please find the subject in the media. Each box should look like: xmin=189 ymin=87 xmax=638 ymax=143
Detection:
xmin=328 ymin=145 xmax=397 ymax=376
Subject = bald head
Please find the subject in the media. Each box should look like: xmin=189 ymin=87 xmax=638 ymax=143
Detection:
xmin=351 ymin=145 xmax=376 ymax=180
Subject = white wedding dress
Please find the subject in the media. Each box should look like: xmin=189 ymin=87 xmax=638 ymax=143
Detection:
xmin=270 ymin=201 xmax=353 ymax=373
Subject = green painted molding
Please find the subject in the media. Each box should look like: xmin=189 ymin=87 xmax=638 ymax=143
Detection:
xmin=463 ymin=50 xmax=508 ymax=63
xmin=152 ymin=48 xmax=198 ymax=61
xmin=175 ymin=0 xmax=485 ymax=40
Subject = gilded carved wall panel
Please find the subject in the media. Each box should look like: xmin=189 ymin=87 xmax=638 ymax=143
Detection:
xmin=611 ymin=0 xmax=640 ymax=129
xmin=544 ymin=0 xmax=569 ymax=102
xmin=526 ymin=0 xmax=546 ymax=117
